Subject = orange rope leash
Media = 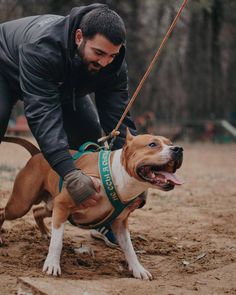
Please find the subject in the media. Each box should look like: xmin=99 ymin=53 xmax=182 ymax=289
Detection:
xmin=98 ymin=0 xmax=188 ymax=145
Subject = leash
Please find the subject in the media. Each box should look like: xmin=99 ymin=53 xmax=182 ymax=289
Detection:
xmin=98 ymin=0 xmax=188 ymax=149
xmin=59 ymin=142 xmax=140 ymax=229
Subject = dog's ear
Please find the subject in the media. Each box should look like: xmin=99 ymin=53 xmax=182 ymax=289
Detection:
xmin=126 ymin=127 xmax=134 ymax=142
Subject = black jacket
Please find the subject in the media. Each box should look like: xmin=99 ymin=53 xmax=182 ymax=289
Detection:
xmin=0 ymin=4 xmax=136 ymax=177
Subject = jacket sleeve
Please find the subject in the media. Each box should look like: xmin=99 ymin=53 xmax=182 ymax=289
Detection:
xmin=18 ymin=41 xmax=76 ymax=177
xmin=95 ymin=62 xmax=137 ymax=149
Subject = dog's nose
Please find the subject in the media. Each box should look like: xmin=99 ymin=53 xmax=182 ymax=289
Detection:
xmin=170 ymin=146 xmax=183 ymax=155
xmin=170 ymin=146 xmax=183 ymax=171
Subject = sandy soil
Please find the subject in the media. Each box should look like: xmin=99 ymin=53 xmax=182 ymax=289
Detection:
xmin=0 ymin=139 xmax=236 ymax=294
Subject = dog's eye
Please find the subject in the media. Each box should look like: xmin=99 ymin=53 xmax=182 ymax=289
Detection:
xmin=148 ymin=142 xmax=158 ymax=148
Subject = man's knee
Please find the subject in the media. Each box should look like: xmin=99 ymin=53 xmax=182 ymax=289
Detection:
xmin=62 ymin=95 xmax=102 ymax=148
xmin=86 ymin=120 xmax=102 ymax=141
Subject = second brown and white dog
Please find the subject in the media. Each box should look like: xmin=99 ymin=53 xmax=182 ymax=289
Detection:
xmin=0 ymin=130 xmax=183 ymax=280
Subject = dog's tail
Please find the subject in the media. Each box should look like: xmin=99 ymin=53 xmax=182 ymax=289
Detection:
xmin=2 ymin=136 xmax=40 ymax=156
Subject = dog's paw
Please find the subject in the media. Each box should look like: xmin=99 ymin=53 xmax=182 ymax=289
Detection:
xmin=129 ymin=264 xmax=153 ymax=280
xmin=43 ymin=255 xmax=61 ymax=276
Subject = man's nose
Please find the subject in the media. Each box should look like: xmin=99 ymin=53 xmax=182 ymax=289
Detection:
xmin=98 ymin=56 xmax=113 ymax=67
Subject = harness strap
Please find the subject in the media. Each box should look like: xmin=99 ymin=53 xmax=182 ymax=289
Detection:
xmin=77 ymin=150 xmax=138 ymax=229
xmin=99 ymin=150 xmax=135 ymax=211
xmin=59 ymin=142 xmax=139 ymax=229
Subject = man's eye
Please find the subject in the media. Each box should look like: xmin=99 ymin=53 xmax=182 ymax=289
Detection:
xmin=148 ymin=142 xmax=157 ymax=148
xmin=95 ymin=51 xmax=103 ymax=56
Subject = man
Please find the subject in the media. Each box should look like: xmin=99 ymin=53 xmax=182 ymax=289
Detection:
xmin=0 ymin=4 xmax=145 ymax=246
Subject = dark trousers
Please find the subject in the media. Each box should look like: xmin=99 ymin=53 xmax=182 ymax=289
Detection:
xmin=61 ymin=96 xmax=102 ymax=150
xmin=0 ymin=74 xmax=17 ymax=140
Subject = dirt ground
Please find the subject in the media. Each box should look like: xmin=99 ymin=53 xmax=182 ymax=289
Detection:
xmin=0 ymin=139 xmax=236 ymax=295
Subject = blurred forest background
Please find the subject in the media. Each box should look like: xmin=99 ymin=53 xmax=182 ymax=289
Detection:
xmin=1 ymin=0 xmax=236 ymax=140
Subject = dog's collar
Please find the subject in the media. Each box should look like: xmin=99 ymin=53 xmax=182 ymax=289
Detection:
xmin=59 ymin=142 xmax=139 ymax=229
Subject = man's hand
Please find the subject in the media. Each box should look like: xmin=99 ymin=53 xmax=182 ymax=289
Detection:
xmin=64 ymin=169 xmax=100 ymax=209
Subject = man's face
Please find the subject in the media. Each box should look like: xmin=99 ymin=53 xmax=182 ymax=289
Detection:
xmin=75 ymin=30 xmax=122 ymax=74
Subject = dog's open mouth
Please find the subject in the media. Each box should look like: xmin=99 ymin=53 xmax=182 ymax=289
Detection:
xmin=137 ymin=161 xmax=184 ymax=190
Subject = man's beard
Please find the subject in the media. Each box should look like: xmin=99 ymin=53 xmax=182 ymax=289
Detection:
xmin=77 ymin=41 xmax=102 ymax=76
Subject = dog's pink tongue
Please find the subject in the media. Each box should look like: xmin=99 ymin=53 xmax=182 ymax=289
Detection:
xmin=158 ymin=172 xmax=184 ymax=185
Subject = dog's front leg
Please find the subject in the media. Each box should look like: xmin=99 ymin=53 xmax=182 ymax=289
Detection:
xmin=43 ymin=203 xmax=69 ymax=276
xmin=111 ymin=219 xmax=153 ymax=280
xmin=43 ymin=222 xmax=64 ymax=276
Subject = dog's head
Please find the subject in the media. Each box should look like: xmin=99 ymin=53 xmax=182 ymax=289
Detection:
xmin=121 ymin=129 xmax=183 ymax=191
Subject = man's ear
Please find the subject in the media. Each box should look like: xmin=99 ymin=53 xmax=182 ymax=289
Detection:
xmin=126 ymin=127 xmax=134 ymax=142
xmin=75 ymin=29 xmax=83 ymax=46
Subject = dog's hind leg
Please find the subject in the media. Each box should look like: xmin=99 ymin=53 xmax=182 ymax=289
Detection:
xmin=3 ymin=158 xmax=44 ymax=221
xmin=33 ymin=204 xmax=52 ymax=239
xmin=0 ymin=160 xmax=44 ymax=245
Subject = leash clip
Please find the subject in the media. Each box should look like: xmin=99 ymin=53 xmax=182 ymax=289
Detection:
xmin=97 ymin=130 xmax=120 ymax=150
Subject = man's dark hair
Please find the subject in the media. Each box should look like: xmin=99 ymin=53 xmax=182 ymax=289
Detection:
xmin=80 ymin=7 xmax=126 ymax=45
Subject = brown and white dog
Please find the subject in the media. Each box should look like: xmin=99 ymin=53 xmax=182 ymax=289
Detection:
xmin=0 ymin=130 xmax=183 ymax=280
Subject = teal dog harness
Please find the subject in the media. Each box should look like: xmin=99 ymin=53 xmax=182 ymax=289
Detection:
xmin=59 ymin=142 xmax=140 ymax=229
